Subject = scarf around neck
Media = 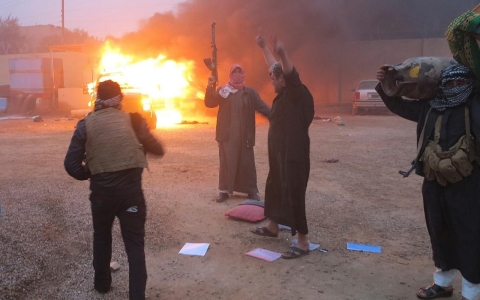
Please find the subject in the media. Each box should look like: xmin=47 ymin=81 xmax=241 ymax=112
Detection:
xmin=218 ymin=64 xmax=245 ymax=98
xmin=429 ymin=64 xmax=475 ymax=111
xmin=94 ymin=94 xmax=122 ymax=112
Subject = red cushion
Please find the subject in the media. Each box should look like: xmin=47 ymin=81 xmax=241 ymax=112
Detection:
xmin=225 ymin=205 xmax=266 ymax=222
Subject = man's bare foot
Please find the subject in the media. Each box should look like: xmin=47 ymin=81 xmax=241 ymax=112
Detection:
xmin=295 ymin=242 xmax=310 ymax=252
xmin=265 ymin=222 xmax=279 ymax=235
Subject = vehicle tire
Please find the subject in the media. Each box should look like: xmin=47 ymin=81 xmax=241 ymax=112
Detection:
xmin=21 ymin=94 xmax=36 ymax=114
xmin=11 ymin=94 xmax=24 ymax=114
xmin=34 ymin=97 xmax=50 ymax=115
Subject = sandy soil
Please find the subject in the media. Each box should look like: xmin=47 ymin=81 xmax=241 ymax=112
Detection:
xmin=0 ymin=113 xmax=467 ymax=299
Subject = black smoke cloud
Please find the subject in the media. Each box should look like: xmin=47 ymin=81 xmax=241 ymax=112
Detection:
xmin=110 ymin=0 xmax=477 ymax=105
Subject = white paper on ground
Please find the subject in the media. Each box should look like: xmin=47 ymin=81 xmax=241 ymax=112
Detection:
xmin=291 ymin=239 xmax=320 ymax=251
xmin=245 ymin=248 xmax=282 ymax=262
xmin=179 ymin=243 xmax=210 ymax=256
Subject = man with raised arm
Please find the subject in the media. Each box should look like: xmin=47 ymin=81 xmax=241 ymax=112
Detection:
xmin=204 ymin=64 xmax=271 ymax=203
xmin=250 ymin=33 xmax=315 ymax=259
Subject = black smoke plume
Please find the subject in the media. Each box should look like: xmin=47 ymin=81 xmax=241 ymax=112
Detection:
xmin=107 ymin=0 xmax=477 ymax=107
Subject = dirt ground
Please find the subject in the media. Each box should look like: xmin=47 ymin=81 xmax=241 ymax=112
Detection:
xmin=0 ymin=112 xmax=468 ymax=300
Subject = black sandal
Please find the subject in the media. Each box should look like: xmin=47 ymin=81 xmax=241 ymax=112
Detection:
xmin=416 ymin=283 xmax=453 ymax=299
xmin=281 ymin=246 xmax=309 ymax=259
xmin=250 ymin=226 xmax=278 ymax=238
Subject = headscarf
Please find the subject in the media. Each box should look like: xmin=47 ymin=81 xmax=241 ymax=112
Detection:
xmin=429 ymin=64 xmax=475 ymax=111
xmin=218 ymin=64 xmax=245 ymax=98
xmin=94 ymin=94 xmax=122 ymax=112
xmin=445 ymin=10 xmax=480 ymax=87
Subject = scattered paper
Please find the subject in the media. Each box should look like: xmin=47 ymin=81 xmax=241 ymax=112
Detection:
xmin=347 ymin=242 xmax=382 ymax=254
xmin=110 ymin=261 xmax=120 ymax=271
xmin=291 ymin=239 xmax=321 ymax=251
xmin=245 ymin=248 xmax=282 ymax=262
xmin=278 ymin=224 xmax=291 ymax=231
xmin=179 ymin=243 xmax=210 ymax=256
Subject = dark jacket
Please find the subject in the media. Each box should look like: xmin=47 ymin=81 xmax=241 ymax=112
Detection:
xmin=376 ymin=83 xmax=480 ymax=176
xmin=204 ymin=86 xmax=270 ymax=148
xmin=377 ymin=85 xmax=480 ymax=284
xmin=64 ymin=112 xmax=164 ymax=195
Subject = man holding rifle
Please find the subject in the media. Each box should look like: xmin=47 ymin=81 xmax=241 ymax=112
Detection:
xmin=204 ymin=64 xmax=270 ymax=203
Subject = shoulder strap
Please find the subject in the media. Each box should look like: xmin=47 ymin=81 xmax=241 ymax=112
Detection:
xmin=400 ymin=108 xmax=435 ymax=178
xmin=465 ymin=106 xmax=471 ymax=147
xmin=433 ymin=114 xmax=443 ymax=144
xmin=417 ymin=107 xmax=433 ymax=153
xmin=429 ymin=106 xmax=470 ymax=147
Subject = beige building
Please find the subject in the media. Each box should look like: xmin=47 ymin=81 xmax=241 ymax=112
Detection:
xmin=0 ymin=50 xmax=92 ymax=111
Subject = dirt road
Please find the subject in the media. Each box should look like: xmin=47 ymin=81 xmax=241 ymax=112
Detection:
xmin=0 ymin=114 xmax=466 ymax=299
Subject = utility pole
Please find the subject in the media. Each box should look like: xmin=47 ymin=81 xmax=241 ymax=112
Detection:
xmin=61 ymin=0 xmax=64 ymax=43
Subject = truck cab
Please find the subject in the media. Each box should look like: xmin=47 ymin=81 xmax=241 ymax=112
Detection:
xmin=88 ymin=72 xmax=157 ymax=129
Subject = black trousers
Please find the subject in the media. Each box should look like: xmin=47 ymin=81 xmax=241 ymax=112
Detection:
xmin=90 ymin=191 xmax=147 ymax=300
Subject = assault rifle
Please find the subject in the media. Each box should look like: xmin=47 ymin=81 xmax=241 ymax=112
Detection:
xmin=203 ymin=22 xmax=218 ymax=90
xmin=398 ymin=160 xmax=416 ymax=178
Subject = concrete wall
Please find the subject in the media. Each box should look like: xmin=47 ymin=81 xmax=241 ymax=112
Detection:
xmin=336 ymin=38 xmax=451 ymax=104
xmin=0 ymin=52 xmax=93 ymax=110
xmin=58 ymin=88 xmax=90 ymax=111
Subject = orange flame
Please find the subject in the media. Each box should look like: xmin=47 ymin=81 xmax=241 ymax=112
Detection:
xmin=93 ymin=41 xmax=199 ymax=127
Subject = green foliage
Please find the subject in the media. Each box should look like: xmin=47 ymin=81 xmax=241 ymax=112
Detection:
xmin=36 ymin=28 xmax=95 ymax=52
xmin=1 ymin=14 xmax=96 ymax=53
xmin=0 ymin=15 xmax=26 ymax=54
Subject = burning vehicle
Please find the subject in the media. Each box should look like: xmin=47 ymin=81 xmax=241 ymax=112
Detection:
xmin=84 ymin=42 xmax=200 ymax=128
xmin=86 ymin=72 xmax=157 ymax=129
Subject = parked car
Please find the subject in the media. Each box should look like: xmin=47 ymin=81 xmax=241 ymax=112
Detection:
xmin=352 ymin=79 xmax=387 ymax=115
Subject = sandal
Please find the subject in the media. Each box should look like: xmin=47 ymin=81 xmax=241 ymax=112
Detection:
xmin=250 ymin=226 xmax=278 ymax=238
xmin=416 ymin=283 xmax=453 ymax=299
xmin=281 ymin=246 xmax=309 ymax=259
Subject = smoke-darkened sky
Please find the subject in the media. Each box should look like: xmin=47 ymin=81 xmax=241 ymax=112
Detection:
xmin=108 ymin=0 xmax=478 ymax=97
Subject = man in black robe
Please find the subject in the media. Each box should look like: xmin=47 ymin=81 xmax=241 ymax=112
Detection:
xmin=204 ymin=64 xmax=270 ymax=203
xmin=250 ymin=34 xmax=314 ymax=259
xmin=377 ymin=64 xmax=480 ymax=300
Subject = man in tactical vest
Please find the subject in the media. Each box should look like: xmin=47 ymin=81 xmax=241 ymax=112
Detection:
xmin=64 ymin=80 xmax=164 ymax=300
xmin=376 ymin=64 xmax=480 ymax=300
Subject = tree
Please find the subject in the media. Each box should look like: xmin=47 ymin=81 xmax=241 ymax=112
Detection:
xmin=37 ymin=28 xmax=96 ymax=52
xmin=0 ymin=15 xmax=26 ymax=54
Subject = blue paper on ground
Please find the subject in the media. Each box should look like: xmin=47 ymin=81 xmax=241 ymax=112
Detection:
xmin=347 ymin=242 xmax=381 ymax=253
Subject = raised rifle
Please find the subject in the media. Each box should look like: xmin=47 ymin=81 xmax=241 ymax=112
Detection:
xmin=203 ymin=22 xmax=218 ymax=90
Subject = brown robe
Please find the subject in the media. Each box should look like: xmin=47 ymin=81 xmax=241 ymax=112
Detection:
xmin=204 ymin=86 xmax=270 ymax=194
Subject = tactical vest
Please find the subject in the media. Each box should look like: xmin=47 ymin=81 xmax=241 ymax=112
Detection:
xmin=85 ymin=108 xmax=147 ymax=175
xmin=420 ymin=107 xmax=480 ymax=186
